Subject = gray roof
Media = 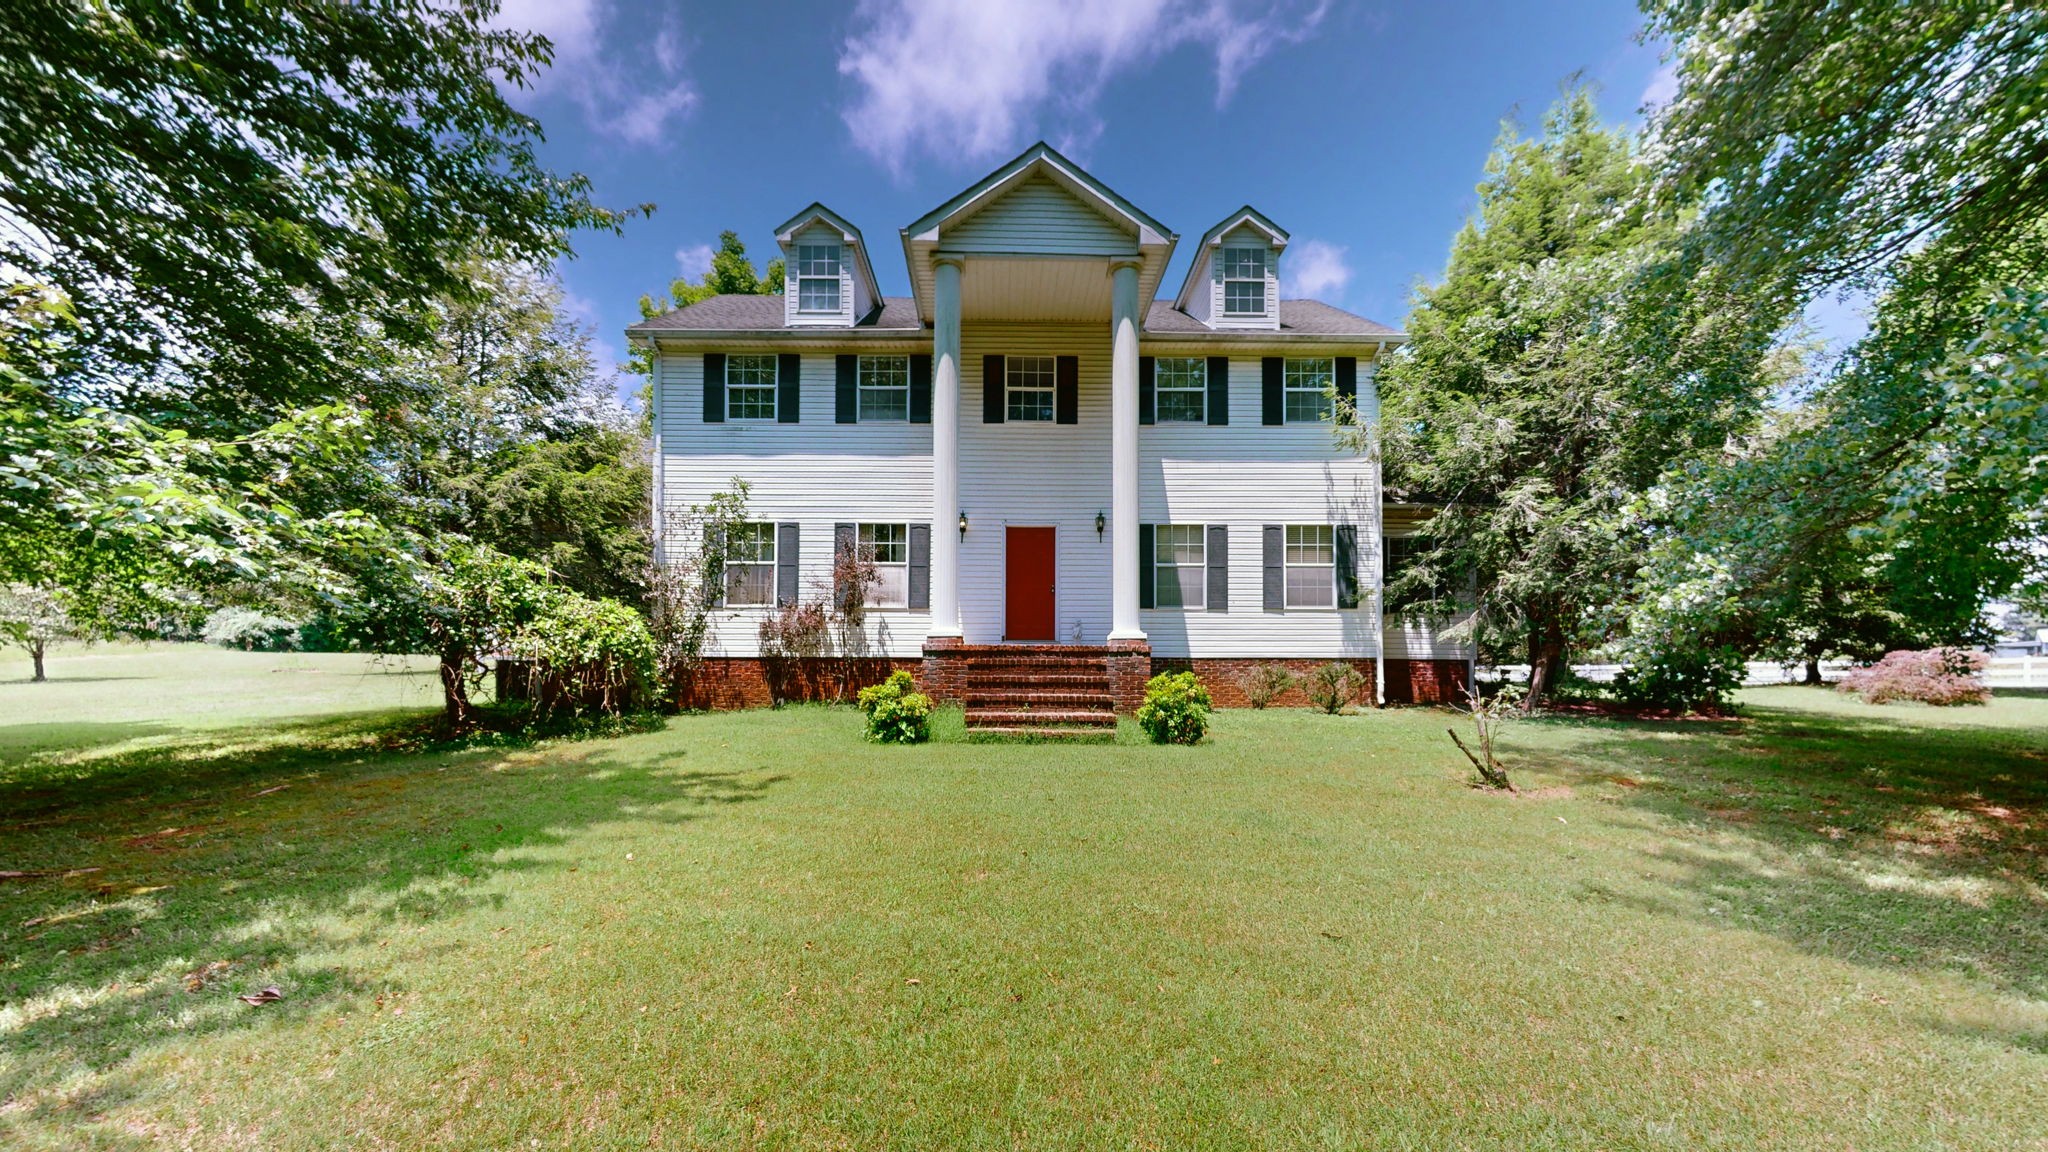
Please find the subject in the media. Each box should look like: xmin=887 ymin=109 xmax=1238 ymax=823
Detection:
xmin=629 ymin=294 xmax=1398 ymax=338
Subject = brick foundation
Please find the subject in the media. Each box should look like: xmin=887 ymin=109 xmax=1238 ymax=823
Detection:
xmin=1105 ymin=638 xmax=1152 ymax=713
xmin=676 ymin=657 xmax=920 ymax=711
xmin=1156 ymin=657 xmax=1378 ymax=708
xmin=1382 ymin=658 xmax=1472 ymax=705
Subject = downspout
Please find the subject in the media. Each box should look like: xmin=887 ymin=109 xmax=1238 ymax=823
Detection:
xmin=1369 ymin=342 xmax=1387 ymax=707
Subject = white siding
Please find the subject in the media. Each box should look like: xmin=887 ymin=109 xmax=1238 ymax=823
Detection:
xmin=783 ymin=223 xmax=853 ymax=327
xmin=943 ymin=174 xmax=1137 ymax=256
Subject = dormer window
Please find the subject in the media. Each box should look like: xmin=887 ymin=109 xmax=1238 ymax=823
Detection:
xmin=796 ymin=244 xmax=842 ymax=313
xmin=1221 ymin=247 xmax=1266 ymax=315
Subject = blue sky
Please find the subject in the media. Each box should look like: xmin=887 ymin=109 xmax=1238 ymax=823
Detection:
xmin=493 ymin=0 xmax=1680 ymax=381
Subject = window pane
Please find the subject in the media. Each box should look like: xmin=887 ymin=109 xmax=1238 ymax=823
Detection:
xmin=1155 ymin=565 xmax=1185 ymax=608
xmin=1223 ymin=280 xmax=1265 ymax=314
xmin=1154 ymin=357 xmax=1205 ymax=421
xmin=727 ymin=563 xmax=774 ymax=606
xmin=871 ymin=564 xmax=908 ymax=608
xmin=1174 ymin=565 xmax=1206 ymax=609
xmin=729 ymin=523 xmax=775 ymax=562
xmin=1222 ymin=247 xmax=1264 ymax=278
xmin=1286 ymin=525 xmax=1333 ymax=564
xmin=798 ymin=277 xmax=838 ymax=311
xmin=1006 ymin=355 xmax=1056 ymax=422
xmin=1284 ymin=389 xmax=1331 ymax=422
xmin=1156 ymin=389 xmax=1205 ymax=422
xmin=858 ymin=356 xmax=908 ymax=420
xmin=797 ymin=244 xmax=840 ymax=276
xmin=1158 ymin=525 xmax=1204 ymax=565
xmin=1287 ymin=567 xmax=1334 ymax=608
xmin=858 ymin=523 xmax=907 ymax=564
xmin=728 ymin=355 xmax=777 ymax=386
xmin=860 ymin=387 xmax=907 ymax=420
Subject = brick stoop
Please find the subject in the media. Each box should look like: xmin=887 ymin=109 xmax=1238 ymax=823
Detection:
xmin=946 ymin=645 xmax=1121 ymax=742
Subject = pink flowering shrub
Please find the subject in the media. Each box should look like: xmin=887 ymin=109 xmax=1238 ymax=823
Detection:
xmin=1836 ymin=648 xmax=1990 ymax=706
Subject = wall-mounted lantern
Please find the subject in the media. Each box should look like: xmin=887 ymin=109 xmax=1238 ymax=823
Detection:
xmin=1095 ymin=510 xmax=1106 ymax=541
xmin=959 ymin=510 xmax=969 ymax=540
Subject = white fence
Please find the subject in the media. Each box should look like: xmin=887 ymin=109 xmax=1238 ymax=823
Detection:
xmin=1487 ymin=657 xmax=2048 ymax=691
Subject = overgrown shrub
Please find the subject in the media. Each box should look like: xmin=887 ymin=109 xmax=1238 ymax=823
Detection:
xmin=1236 ymin=663 xmax=1294 ymax=709
xmin=856 ymin=669 xmax=933 ymax=743
xmin=513 ymin=594 xmax=658 ymax=718
xmin=1837 ymin=648 xmax=1990 ymax=706
xmin=201 ymin=607 xmax=302 ymax=651
xmin=758 ymin=599 xmax=833 ymax=704
xmin=1302 ymin=662 xmax=1366 ymax=714
xmin=1613 ymin=645 xmax=1745 ymax=711
xmin=1136 ymin=671 xmax=1212 ymax=744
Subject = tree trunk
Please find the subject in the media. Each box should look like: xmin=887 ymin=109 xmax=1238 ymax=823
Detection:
xmin=1524 ymin=618 xmax=1566 ymax=711
xmin=1803 ymin=657 xmax=1823 ymax=686
xmin=439 ymin=648 xmax=474 ymax=731
xmin=30 ymin=641 xmax=45 ymax=683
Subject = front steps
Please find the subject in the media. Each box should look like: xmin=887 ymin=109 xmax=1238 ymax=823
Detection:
xmin=955 ymin=645 xmax=1120 ymax=742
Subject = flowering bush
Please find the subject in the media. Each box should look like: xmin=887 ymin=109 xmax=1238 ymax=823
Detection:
xmin=856 ymin=669 xmax=933 ymax=744
xmin=1136 ymin=671 xmax=1212 ymax=744
xmin=1236 ymin=663 xmax=1295 ymax=709
xmin=1838 ymin=648 xmax=1990 ymax=706
xmin=1302 ymin=662 xmax=1366 ymax=714
xmin=202 ymin=606 xmax=302 ymax=651
xmin=1613 ymin=644 xmax=1746 ymax=711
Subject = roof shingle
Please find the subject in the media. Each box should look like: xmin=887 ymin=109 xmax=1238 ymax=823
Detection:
xmin=628 ymin=295 xmax=1399 ymax=338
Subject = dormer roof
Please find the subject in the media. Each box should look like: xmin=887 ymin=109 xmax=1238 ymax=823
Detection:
xmin=773 ymin=202 xmax=882 ymax=312
xmin=1174 ymin=206 xmax=1290 ymax=312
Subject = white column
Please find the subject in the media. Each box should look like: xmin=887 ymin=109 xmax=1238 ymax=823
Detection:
xmin=1109 ymin=259 xmax=1144 ymax=641
xmin=929 ymin=256 xmax=964 ymax=637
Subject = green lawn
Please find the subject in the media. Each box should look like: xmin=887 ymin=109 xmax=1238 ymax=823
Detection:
xmin=2 ymin=644 xmax=2044 ymax=1150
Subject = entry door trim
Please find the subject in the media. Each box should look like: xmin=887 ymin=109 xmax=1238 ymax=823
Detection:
xmin=1002 ymin=524 xmax=1059 ymax=642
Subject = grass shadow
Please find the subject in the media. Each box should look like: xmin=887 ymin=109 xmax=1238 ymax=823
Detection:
xmin=0 ymin=709 xmax=781 ymax=1140
xmin=1508 ymin=701 xmax=2048 ymax=1003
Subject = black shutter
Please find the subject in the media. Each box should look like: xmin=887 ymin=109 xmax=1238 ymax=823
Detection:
xmin=775 ymin=522 xmax=800 ymax=606
xmin=982 ymin=354 xmax=1005 ymax=423
xmin=1262 ymin=357 xmax=1284 ymax=425
xmin=835 ymin=355 xmax=858 ymax=424
xmin=1138 ymin=356 xmax=1155 ymax=425
xmin=777 ymin=353 xmax=801 ymax=423
xmin=1206 ymin=524 xmax=1228 ymax=612
xmin=1262 ymin=525 xmax=1284 ymax=609
xmin=1335 ymin=356 xmax=1357 ymax=422
xmin=1335 ymin=524 xmax=1360 ymax=609
xmin=1206 ymin=356 xmax=1230 ymax=426
xmin=907 ymin=523 xmax=930 ymax=610
xmin=909 ymin=354 xmax=932 ymax=424
xmin=703 ymin=524 xmax=725 ymax=607
xmin=1055 ymin=355 xmax=1079 ymax=424
xmin=833 ymin=523 xmax=856 ymax=610
xmin=1138 ymin=524 xmax=1155 ymax=610
xmin=703 ymin=352 xmax=726 ymax=423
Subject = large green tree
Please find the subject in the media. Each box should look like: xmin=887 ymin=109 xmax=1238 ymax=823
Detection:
xmin=1373 ymin=87 xmax=1779 ymax=705
xmin=629 ymin=231 xmax=783 ymax=378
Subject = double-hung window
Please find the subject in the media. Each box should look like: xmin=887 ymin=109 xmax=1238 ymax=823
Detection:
xmin=1154 ymin=357 xmax=1206 ymax=423
xmin=724 ymin=523 xmax=776 ymax=606
xmin=1285 ymin=525 xmax=1336 ymax=608
xmin=1154 ymin=525 xmax=1207 ymax=609
xmin=859 ymin=356 xmax=909 ymax=421
xmin=796 ymin=244 xmax=841 ymax=313
xmin=1006 ymin=355 xmax=1056 ymax=422
xmin=726 ymin=354 xmax=778 ymax=420
xmin=1284 ymin=358 xmax=1334 ymax=423
xmin=1221 ymin=247 xmax=1266 ymax=315
xmin=859 ymin=523 xmax=909 ymax=608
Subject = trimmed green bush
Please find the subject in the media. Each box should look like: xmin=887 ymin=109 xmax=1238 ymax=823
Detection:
xmin=1136 ymin=671 xmax=1212 ymax=744
xmin=1614 ymin=645 xmax=1745 ymax=711
xmin=856 ymin=669 xmax=933 ymax=744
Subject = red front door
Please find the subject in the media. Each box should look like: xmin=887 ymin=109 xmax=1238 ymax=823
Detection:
xmin=1004 ymin=526 xmax=1057 ymax=641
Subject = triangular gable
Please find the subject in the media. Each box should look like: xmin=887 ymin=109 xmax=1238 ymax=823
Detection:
xmin=902 ymin=142 xmax=1173 ymax=249
xmin=773 ymin=201 xmax=881 ymax=309
xmin=1175 ymin=206 xmax=1290 ymax=311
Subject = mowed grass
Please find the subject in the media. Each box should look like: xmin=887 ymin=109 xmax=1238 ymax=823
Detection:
xmin=1 ymin=645 xmax=2044 ymax=1150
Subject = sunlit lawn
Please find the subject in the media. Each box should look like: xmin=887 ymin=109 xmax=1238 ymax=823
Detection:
xmin=2 ymin=644 xmax=2044 ymax=1149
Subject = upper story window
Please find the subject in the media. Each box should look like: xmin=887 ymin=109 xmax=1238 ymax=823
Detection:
xmin=1221 ymin=247 xmax=1266 ymax=315
xmin=1153 ymin=525 xmax=1207 ymax=609
xmin=724 ymin=523 xmax=776 ymax=606
xmin=726 ymin=354 xmax=779 ymax=420
xmin=859 ymin=523 xmax=909 ymax=607
xmin=1006 ymin=355 xmax=1056 ymax=422
xmin=1154 ymin=357 xmax=1207 ymax=423
xmin=859 ymin=356 xmax=909 ymax=421
xmin=796 ymin=244 xmax=841 ymax=313
xmin=1285 ymin=525 xmax=1336 ymax=608
xmin=1284 ymin=358 xmax=1334 ymax=423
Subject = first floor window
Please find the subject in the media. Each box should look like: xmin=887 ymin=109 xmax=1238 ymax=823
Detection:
xmin=859 ymin=523 xmax=909 ymax=607
xmin=1285 ymin=525 xmax=1336 ymax=608
xmin=1154 ymin=525 xmax=1207 ymax=609
xmin=859 ymin=356 xmax=909 ymax=421
xmin=1006 ymin=355 xmax=1056 ymax=422
xmin=1284 ymin=358 xmax=1334 ymax=423
xmin=726 ymin=354 xmax=778 ymax=420
xmin=797 ymin=244 xmax=841 ymax=313
xmin=1154 ymin=357 xmax=1207 ymax=423
xmin=724 ymin=522 xmax=776 ymax=605
xmin=1383 ymin=535 xmax=1430 ymax=614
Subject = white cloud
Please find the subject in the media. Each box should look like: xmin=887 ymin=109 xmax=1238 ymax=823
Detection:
xmin=674 ymin=243 xmax=715 ymax=282
xmin=493 ymin=0 xmax=696 ymax=146
xmin=838 ymin=0 xmax=1328 ymax=172
xmin=1639 ymin=61 xmax=1679 ymax=111
xmin=1284 ymin=239 xmax=1350 ymax=301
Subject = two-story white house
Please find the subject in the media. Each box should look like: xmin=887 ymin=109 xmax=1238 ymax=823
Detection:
xmin=630 ymin=143 xmax=1472 ymax=725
